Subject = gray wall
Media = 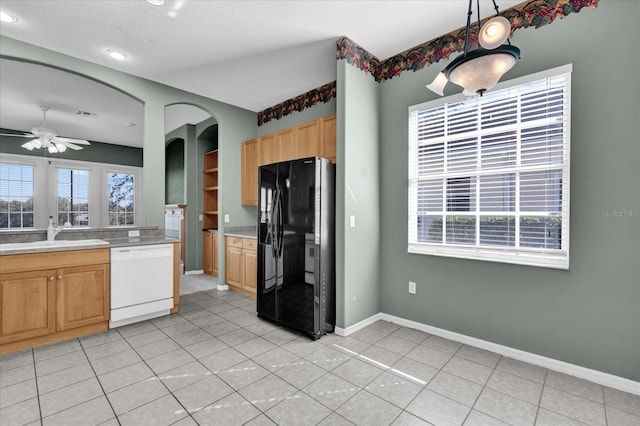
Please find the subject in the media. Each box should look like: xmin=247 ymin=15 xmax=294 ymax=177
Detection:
xmin=336 ymin=62 xmax=381 ymax=328
xmin=1 ymin=132 xmax=143 ymax=167
xmin=165 ymin=137 xmax=185 ymax=205
xmin=377 ymin=1 xmax=639 ymax=380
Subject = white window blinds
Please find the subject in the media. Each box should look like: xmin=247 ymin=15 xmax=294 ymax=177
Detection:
xmin=408 ymin=65 xmax=571 ymax=269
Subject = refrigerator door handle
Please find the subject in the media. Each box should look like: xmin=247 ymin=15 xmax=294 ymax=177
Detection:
xmin=270 ymin=189 xmax=278 ymax=258
xmin=277 ymin=189 xmax=284 ymax=257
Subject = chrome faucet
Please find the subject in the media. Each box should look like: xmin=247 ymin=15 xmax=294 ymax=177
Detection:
xmin=47 ymin=216 xmax=72 ymax=241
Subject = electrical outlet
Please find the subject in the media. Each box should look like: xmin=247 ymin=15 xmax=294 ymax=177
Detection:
xmin=128 ymin=230 xmax=140 ymax=237
xmin=198 ymin=214 xmax=203 ymax=221
xmin=409 ymin=281 xmax=416 ymax=294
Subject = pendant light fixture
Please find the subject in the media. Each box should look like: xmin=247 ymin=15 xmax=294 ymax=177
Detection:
xmin=426 ymin=0 xmax=520 ymax=97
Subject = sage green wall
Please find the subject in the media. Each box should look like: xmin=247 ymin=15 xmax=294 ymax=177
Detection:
xmin=165 ymin=138 xmax=185 ymax=205
xmin=335 ymin=62 xmax=381 ymax=328
xmin=377 ymin=1 xmax=640 ymax=380
xmin=257 ymin=99 xmax=336 ymax=136
xmin=164 ymin=118 xmax=218 ymax=272
xmin=0 ymin=132 xmax=143 ymax=167
xmin=2 ymin=36 xmax=257 ymax=283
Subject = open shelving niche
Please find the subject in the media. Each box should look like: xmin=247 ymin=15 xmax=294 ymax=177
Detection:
xmin=203 ymin=150 xmax=218 ymax=230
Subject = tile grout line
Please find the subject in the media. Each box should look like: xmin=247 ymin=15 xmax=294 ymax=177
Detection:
xmin=78 ymin=336 xmax=121 ymax=425
xmin=115 ymin=320 xmax=199 ymax=425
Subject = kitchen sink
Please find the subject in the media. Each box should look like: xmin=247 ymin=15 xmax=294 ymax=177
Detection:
xmin=0 ymin=239 xmax=109 ymax=253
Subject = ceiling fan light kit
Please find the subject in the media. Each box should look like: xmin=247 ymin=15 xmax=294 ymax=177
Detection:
xmin=0 ymin=105 xmax=90 ymax=153
xmin=426 ymin=0 xmax=520 ymax=97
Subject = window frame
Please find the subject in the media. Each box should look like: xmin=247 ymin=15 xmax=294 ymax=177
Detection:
xmin=0 ymin=153 xmax=143 ymax=230
xmin=102 ymin=166 xmax=142 ymax=227
xmin=408 ymin=64 xmax=572 ymax=270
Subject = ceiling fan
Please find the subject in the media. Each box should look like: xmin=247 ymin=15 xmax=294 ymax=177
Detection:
xmin=0 ymin=105 xmax=90 ymax=153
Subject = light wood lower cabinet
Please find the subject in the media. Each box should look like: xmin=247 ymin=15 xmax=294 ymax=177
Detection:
xmin=203 ymin=230 xmax=219 ymax=277
xmin=225 ymin=236 xmax=257 ymax=297
xmin=0 ymin=248 xmax=110 ymax=354
xmin=56 ymin=264 xmax=109 ymax=331
xmin=0 ymin=270 xmax=56 ymax=344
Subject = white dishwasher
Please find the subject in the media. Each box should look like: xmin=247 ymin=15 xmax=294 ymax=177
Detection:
xmin=110 ymin=244 xmax=174 ymax=328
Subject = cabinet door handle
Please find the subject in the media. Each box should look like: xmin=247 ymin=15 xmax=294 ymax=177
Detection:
xmin=58 ymin=275 xmax=63 ymax=280
xmin=49 ymin=276 xmax=55 ymax=281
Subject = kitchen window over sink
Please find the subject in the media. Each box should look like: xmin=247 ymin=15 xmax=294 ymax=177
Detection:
xmin=0 ymin=162 xmax=35 ymax=229
xmin=0 ymin=154 xmax=142 ymax=229
xmin=408 ymin=65 xmax=571 ymax=269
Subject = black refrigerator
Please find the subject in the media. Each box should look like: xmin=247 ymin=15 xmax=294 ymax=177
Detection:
xmin=257 ymin=157 xmax=335 ymax=339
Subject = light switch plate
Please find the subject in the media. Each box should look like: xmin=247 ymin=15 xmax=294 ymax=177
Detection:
xmin=198 ymin=214 xmax=203 ymax=221
xmin=350 ymin=215 xmax=356 ymax=228
xmin=409 ymin=281 xmax=416 ymax=294
xmin=224 ymin=214 xmax=230 ymax=223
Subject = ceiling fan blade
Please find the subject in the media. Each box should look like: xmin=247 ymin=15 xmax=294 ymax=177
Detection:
xmin=54 ymin=136 xmax=90 ymax=145
xmin=0 ymin=132 xmax=36 ymax=138
xmin=58 ymin=141 xmax=84 ymax=150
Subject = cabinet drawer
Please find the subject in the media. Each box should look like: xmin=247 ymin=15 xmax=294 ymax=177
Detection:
xmin=226 ymin=236 xmax=243 ymax=248
xmin=242 ymin=238 xmax=257 ymax=250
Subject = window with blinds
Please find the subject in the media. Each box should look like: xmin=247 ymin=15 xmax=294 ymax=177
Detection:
xmin=57 ymin=168 xmax=90 ymax=226
xmin=0 ymin=163 xmax=35 ymax=229
xmin=408 ymin=65 xmax=571 ymax=269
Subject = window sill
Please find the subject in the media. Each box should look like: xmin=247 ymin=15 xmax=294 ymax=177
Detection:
xmin=408 ymin=244 xmax=569 ymax=270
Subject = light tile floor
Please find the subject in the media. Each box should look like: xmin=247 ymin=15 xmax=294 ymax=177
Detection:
xmin=1 ymin=287 xmax=639 ymax=426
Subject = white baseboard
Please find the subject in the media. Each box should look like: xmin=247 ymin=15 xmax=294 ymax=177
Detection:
xmin=338 ymin=312 xmax=640 ymax=396
xmin=217 ymin=284 xmax=229 ymax=291
xmin=184 ymin=270 xmax=204 ymax=275
xmin=334 ymin=312 xmax=384 ymax=337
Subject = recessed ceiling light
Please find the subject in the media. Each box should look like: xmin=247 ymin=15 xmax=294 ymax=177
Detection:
xmin=107 ymin=49 xmax=127 ymax=61
xmin=0 ymin=9 xmax=19 ymax=23
xmin=146 ymin=0 xmax=165 ymax=5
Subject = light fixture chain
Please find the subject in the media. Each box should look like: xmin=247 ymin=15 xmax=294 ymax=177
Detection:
xmin=464 ymin=0 xmax=473 ymax=56
xmin=490 ymin=0 xmax=512 ymax=46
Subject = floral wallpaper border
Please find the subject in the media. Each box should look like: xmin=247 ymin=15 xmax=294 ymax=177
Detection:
xmin=259 ymin=0 xmax=598 ymax=125
xmin=338 ymin=0 xmax=600 ymax=82
xmin=258 ymin=81 xmax=336 ymax=126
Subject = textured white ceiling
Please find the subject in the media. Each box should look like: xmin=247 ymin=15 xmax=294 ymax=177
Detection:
xmin=0 ymin=0 xmax=522 ymax=146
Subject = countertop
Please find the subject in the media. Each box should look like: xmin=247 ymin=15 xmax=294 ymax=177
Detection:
xmin=0 ymin=236 xmax=178 ymax=256
xmin=214 ymin=226 xmax=257 ymax=240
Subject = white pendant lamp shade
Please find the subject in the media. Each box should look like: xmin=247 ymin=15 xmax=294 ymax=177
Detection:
xmin=479 ymin=16 xmax=511 ymax=49
xmin=426 ymin=0 xmax=520 ymax=97
xmin=426 ymin=72 xmax=448 ymax=96
xmin=447 ymin=48 xmax=518 ymax=96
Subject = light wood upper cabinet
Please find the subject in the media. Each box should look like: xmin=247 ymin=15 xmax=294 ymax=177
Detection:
xmin=297 ymin=119 xmax=322 ymax=158
xmin=322 ymin=114 xmax=337 ymax=163
xmin=241 ymin=139 xmax=258 ymax=206
xmin=56 ymin=264 xmax=109 ymax=331
xmin=242 ymin=114 xmax=336 ymax=207
xmin=0 ymin=270 xmax=56 ymax=345
xmin=278 ymin=127 xmax=298 ymax=162
xmin=259 ymin=133 xmax=278 ymax=166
